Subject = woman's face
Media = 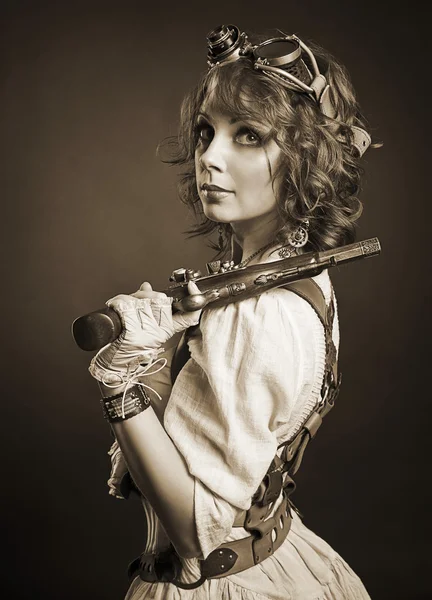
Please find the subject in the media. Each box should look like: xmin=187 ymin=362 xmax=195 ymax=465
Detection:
xmin=194 ymin=101 xmax=282 ymax=228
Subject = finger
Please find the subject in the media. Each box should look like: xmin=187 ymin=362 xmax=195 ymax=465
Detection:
xmin=133 ymin=291 xmax=169 ymax=301
xmin=187 ymin=280 xmax=201 ymax=295
xmin=132 ymin=290 xmax=158 ymax=299
xmin=172 ymin=309 xmax=201 ymax=333
xmin=132 ymin=282 xmax=167 ymax=300
xmin=172 ymin=281 xmax=202 ymax=332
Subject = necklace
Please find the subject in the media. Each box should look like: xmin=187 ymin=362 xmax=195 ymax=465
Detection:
xmin=206 ymin=241 xmax=276 ymax=275
xmin=238 ymin=241 xmax=276 ymax=268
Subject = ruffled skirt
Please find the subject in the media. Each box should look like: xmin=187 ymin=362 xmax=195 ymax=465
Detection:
xmin=124 ymin=511 xmax=371 ymax=600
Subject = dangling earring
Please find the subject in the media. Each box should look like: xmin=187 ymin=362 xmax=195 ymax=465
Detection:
xmin=218 ymin=224 xmax=224 ymax=252
xmin=287 ymin=220 xmax=309 ymax=249
xmin=206 ymin=225 xmax=229 ymax=274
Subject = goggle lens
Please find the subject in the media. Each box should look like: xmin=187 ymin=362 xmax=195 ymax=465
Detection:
xmin=254 ymin=39 xmax=300 ymax=66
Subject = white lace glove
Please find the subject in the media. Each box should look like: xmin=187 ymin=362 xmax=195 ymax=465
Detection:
xmin=89 ymin=281 xmax=201 ymax=384
xmin=107 ymin=440 xmax=128 ymax=499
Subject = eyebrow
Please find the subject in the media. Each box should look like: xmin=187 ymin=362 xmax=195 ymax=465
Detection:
xmin=196 ymin=111 xmax=272 ymax=141
xmin=197 ymin=111 xmax=255 ymax=126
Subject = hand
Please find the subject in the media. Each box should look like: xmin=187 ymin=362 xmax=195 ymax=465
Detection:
xmin=89 ymin=281 xmax=201 ymax=384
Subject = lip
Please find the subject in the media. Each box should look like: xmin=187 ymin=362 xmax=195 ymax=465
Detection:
xmin=201 ymin=183 xmax=233 ymax=193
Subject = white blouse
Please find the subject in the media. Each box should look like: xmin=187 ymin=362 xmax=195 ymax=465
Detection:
xmin=162 ymin=270 xmax=338 ymax=559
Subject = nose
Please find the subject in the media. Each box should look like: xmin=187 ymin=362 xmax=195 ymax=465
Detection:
xmin=198 ymin=135 xmax=227 ymax=172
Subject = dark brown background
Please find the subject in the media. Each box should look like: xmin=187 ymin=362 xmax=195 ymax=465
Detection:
xmin=2 ymin=1 xmax=430 ymax=599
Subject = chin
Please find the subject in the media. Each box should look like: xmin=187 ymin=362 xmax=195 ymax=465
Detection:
xmin=202 ymin=204 xmax=234 ymax=224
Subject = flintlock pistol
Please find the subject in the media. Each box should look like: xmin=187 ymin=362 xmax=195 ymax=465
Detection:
xmin=72 ymin=237 xmax=381 ymax=351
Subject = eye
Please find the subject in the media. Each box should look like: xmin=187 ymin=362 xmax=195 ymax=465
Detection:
xmin=235 ymin=127 xmax=261 ymax=146
xmin=195 ymin=122 xmax=213 ymax=144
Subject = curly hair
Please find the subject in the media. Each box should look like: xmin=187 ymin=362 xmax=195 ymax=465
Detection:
xmin=162 ymin=32 xmax=378 ymax=255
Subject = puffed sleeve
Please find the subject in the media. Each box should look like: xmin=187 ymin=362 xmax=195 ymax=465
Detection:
xmin=163 ymin=287 xmax=326 ymax=558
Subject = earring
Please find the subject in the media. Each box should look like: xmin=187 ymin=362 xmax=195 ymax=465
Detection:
xmin=218 ymin=224 xmax=224 ymax=252
xmin=287 ymin=220 xmax=309 ymax=248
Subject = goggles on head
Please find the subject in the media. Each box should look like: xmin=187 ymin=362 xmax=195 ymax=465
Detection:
xmin=206 ymin=24 xmax=371 ymax=157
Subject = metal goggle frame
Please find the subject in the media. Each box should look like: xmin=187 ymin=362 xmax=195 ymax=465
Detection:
xmin=206 ymin=25 xmax=371 ymax=157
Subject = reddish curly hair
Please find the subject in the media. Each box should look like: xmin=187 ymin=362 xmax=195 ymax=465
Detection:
xmin=162 ymin=32 xmax=378 ymax=255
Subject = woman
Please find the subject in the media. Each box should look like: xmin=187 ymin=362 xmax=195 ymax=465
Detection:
xmin=89 ymin=25 xmax=376 ymax=599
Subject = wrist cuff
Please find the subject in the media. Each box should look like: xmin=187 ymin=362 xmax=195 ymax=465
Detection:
xmin=101 ymin=385 xmax=150 ymax=423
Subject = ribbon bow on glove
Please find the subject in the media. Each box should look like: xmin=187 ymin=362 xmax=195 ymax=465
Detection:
xmin=89 ymin=281 xmax=201 ymax=384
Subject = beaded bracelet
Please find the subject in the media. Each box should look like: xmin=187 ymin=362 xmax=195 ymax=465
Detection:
xmin=101 ymin=384 xmax=150 ymax=423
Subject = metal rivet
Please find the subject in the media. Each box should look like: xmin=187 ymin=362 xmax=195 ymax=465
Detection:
xmin=221 ymin=564 xmax=225 ymax=569
xmin=229 ymin=554 xmax=233 ymax=559
xmin=219 ymin=550 xmax=223 ymax=555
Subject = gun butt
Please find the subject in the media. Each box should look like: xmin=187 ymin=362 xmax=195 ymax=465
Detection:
xmin=72 ymin=307 xmax=122 ymax=351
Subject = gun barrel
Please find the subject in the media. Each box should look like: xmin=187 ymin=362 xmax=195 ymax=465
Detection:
xmin=319 ymin=237 xmax=381 ymax=264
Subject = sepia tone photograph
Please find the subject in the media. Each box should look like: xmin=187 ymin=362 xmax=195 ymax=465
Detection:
xmin=2 ymin=1 xmax=429 ymax=598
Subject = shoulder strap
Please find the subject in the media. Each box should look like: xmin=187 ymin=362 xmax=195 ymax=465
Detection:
xmin=282 ymin=278 xmax=338 ymax=383
xmin=247 ymin=279 xmax=342 ymax=528
xmin=283 ymin=279 xmax=328 ymax=329
xmin=277 ymin=277 xmax=340 ymax=475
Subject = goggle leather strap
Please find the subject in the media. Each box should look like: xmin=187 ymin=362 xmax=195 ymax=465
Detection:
xmin=312 ymin=77 xmax=370 ymax=157
xmin=311 ymin=75 xmax=333 ymax=115
xmin=350 ymin=126 xmax=372 ymax=157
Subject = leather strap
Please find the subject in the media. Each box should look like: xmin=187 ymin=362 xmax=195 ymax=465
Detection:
xmin=277 ymin=279 xmax=340 ymax=475
xmin=201 ymin=493 xmax=293 ymax=579
xmin=132 ymin=492 xmax=293 ymax=585
xmin=283 ymin=279 xmax=338 ymax=383
xmin=285 ymin=279 xmax=327 ymax=328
